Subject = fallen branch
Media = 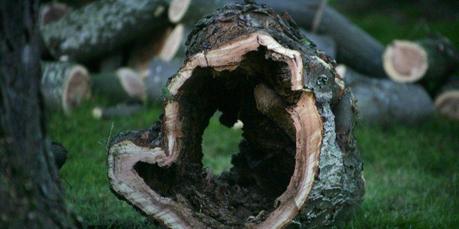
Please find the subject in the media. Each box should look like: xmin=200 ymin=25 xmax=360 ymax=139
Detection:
xmin=92 ymin=103 xmax=143 ymax=120
xmin=108 ymin=4 xmax=363 ymax=228
xmin=301 ymin=30 xmax=336 ymax=58
xmin=41 ymin=61 xmax=91 ymax=114
xmin=336 ymin=65 xmax=434 ymax=124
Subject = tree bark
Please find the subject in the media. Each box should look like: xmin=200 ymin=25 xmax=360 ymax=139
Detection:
xmin=0 ymin=0 xmax=77 ymax=228
xmin=336 ymin=65 xmax=434 ymax=124
xmin=383 ymin=37 xmax=459 ymax=93
xmin=91 ymin=68 xmax=145 ymax=103
xmin=41 ymin=0 xmax=169 ymax=62
xmin=41 ymin=61 xmax=91 ymax=114
xmin=257 ymin=0 xmax=386 ymax=78
xmin=108 ymin=4 xmax=363 ymax=228
xmin=435 ymin=77 xmax=459 ymax=120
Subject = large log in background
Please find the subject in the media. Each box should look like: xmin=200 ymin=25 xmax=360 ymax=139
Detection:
xmin=41 ymin=0 xmax=169 ymax=62
xmin=336 ymin=65 xmax=434 ymax=124
xmin=41 ymin=62 xmax=91 ymax=114
xmin=108 ymin=3 xmax=364 ymax=228
xmin=435 ymin=77 xmax=459 ymax=120
xmin=383 ymin=37 xmax=459 ymax=93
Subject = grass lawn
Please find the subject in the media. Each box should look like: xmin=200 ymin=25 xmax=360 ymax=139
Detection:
xmin=48 ymin=3 xmax=459 ymax=228
xmin=49 ymin=101 xmax=459 ymax=228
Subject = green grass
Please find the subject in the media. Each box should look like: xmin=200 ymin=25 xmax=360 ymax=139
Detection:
xmin=48 ymin=100 xmax=459 ymax=228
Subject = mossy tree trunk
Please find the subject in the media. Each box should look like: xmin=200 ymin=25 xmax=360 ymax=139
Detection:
xmin=0 ymin=0 xmax=77 ymax=227
xmin=107 ymin=3 xmax=363 ymax=228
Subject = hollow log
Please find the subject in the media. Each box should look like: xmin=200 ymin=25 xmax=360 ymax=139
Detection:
xmin=144 ymin=58 xmax=182 ymax=102
xmin=41 ymin=62 xmax=91 ymax=114
xmin=383 ymin=37 xmax=459 ymax=92
xmin=301 ymin=30 xmax=336 ymax=59
xmin=91 ymin=68 xmax=145 ymax=103
xmin=108 ymin=4 xmax=364 ymax=228
xmin=257 ymin=0 xmax=386 ymax=78
xmin=336 ymin=65 xmax=434 ymax=124
xmin=41 ymin=0 xmax=169 ymax=62
xmin=435 ymin=77 xmax=459 ymax=120
xmin=92 ymin=103 xmax=143 ymax=120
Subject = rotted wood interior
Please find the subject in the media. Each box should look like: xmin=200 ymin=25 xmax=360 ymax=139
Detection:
xmin=109 ymin=32 xmax=323 ymax=228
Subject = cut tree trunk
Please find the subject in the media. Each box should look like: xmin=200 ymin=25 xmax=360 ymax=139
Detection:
xmin=257 ymin=0 xmax=386 ymax=77
xmin=41 ymin=0 xmax=169 ymax=62
xmin=336 ymin=65 xmax=434 ymax=124
xmin=144 ymin=58 xmax=182 ymax=102
xmin=129 ymin=24 xmax=185 ymax=76
xmin=108 ymin=4 xmax=363 ymax=228
xmin=91 ymin=68 xmax=146 ymax=103
xmin=39 ymin=2 xmax=71 ymax=26
xmin=92 ymin=103 xmax=143 ymax=120
xmin=41 ymin=61 xmax=91 ymax=114
xmin=383 ymin=37 xmax=459 ymax=93
xmin=435 ymin=77 xmax=459 ymax=120
xmin=0 ymin=0 xmax=77 ymax=227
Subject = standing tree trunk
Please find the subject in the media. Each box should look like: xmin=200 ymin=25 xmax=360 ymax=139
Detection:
xmin=108 ymin=3 xmax=364 ymax=228
xmin=0 ymin=0 xmax=77 ymax=228
xmin=41 ymin=0 xmax=169 ymax=63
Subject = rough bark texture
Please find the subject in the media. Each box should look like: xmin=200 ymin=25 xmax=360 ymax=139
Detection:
xmin=108 ymin=3 xmax=363 ymax=228
xmin=0 ymin=0 xmax=77 ymax=228
xmin=383 ymin=37 xmax=459 ymax=93
xmin=91 ymin=68 xmax=145 ymax=103
xmin=257 ymin=0 xmax=386 ymax=78
xmin=41 ymin=61 xmax=90 ymax=114
xmin=144 ymin=58 xmax=182 ymax=102
xmin=41 ymin=0 xmax=169 ymax=62
xmin=337 ymin=65 xmax=434 ymax=124
xmin=435 ymin=77 xmax=459 ymax=120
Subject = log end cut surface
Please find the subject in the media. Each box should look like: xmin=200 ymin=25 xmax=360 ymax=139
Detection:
xmin=435 ymin=91 xmax=459 ymax=120
xmin=383 ymin=40 xmax=428 ymax=83
xmin=168 ymin=0 xmax=191 ymax=23
xmin=63 ymin=65 xmax=90 ymax=113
